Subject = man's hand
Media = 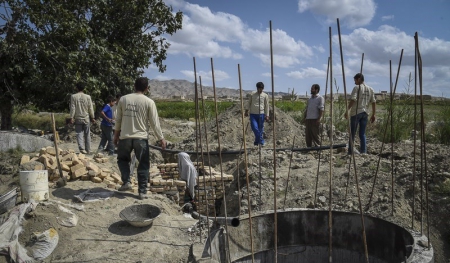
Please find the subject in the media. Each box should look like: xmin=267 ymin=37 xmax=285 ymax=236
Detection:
xmin=90 ymin=118 xmax=96 ymax=123
xmin=160 ymin=139 xmax=167 ymax=151
xmin=70 ymin=118 xmax=74 ymax=124
xmin=265 ymin=116 xmax=269 ymax=122
xmin=344 ymin=112 xmax=348 ymax=120
xmin=244 ymin=111 xmax=249 ymax=117
xmin=370 ymin=115 xmax=376 ymax=123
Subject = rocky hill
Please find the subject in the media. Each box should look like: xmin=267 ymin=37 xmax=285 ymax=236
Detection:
xmin=148 ymin=79 xmax=289 ymax=99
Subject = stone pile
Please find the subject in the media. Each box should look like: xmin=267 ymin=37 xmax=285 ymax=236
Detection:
xmin=19 ymin=146 xmax=129 ymax=190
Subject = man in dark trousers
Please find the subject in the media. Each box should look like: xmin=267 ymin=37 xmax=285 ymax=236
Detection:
xmin=114 ymin=77 xmax=166 ymax=200
xmin=69 ymin=82 xmax=95 ymax=154
xmin=303 ymin=84 xmax=324 ymax=147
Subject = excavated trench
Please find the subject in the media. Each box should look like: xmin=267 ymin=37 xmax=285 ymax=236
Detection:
xmin=201 ymin=209 xmax=433 ymax=263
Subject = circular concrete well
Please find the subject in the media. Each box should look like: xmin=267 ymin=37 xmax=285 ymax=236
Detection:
xmin=201 ymin=209 xmax=433 ymax=263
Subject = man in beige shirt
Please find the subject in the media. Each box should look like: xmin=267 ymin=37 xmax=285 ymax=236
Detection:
xmin=244 ymin=82 xmax=270 ymax=146
xmin=345 ymin=73 xmax=376 ymax=155
xmin=70 ymin=82 xmax=95 ymax=154
xmin=114 ymin=77 xmax=166 ymax=200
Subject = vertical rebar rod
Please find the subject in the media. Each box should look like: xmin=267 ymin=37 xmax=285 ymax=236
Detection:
xmin=415 ymin=32 xmax=430 ymax=248
xmin=366 ymin=50 xmax=404 ymax=210
xmin=196 ymin=76 xmax=212 ymax=255
xmin=283 ymin=136 xmax=296 ymax=209
xmin=337 ymin=19 xmax=369 ymax=263
xmin=238 ymin=64 xmax=255 ymax=263
xmin=269 ymin=20 xmax=278 ymax=263
xmin=412 ymin=36 xmax=418 ymax=230
xmin=390 ymin=61 xmax=395 ymax=216
xmin=199 ymin=76 xmax=217 ymax=221
xmin=236 ymin=122 xmax=250 ymax=213
xmin=328 ymin=26 xmax=333 ymax=263
xmin=314 ymin=57 xmax=330 ymax=208
xmin=192 ymin=57 xmax=203 ymax=244
xmin=210 ymin=57 xmax=232 ymax=262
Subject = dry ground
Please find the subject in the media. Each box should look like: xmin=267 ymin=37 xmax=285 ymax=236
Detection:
xmin=1 ymin=104 xmax=449 ymax=262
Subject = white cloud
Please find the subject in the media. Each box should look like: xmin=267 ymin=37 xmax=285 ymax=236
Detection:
xmin=286 ymin=67 xmax=327 ymax=79
xmin=297 ymin=0 xmax=376 ymax=28
xmin=381 ymin=15 xmax=394 ymax=21
xmin=166 ymin=0 xmax=314 ymax=68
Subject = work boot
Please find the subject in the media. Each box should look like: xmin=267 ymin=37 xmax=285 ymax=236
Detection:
xmin=139 ymin=193 xmax=149 ymax=200
xmin=118 ymin=182 xmax=132 ymax=192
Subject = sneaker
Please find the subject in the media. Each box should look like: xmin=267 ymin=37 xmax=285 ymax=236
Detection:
xmin=80 ymin=150 xmax=88 ymax=154
xmin=118 ymin=182 xmax=132 ymax=192
xmin=139 ymin=193 xmax=149 ymax=200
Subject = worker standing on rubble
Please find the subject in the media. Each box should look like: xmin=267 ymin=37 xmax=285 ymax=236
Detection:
xmin=245 ymin=82 xmax=270 ymax=147
xmin=345 ymin=73 xmax=376 ymax=155
xmin=113 ymin=77 xmax=166 ymax=200
xmin=69 ymin=82 xmax=96 ymax=155
xmin=303 ymin=84 xmax=324 ymax=147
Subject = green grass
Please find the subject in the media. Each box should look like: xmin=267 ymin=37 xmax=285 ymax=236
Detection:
xmin=12 ymin=112 xmax=69 ymax=131
xmin=156 ymin=101 xmax=234 ymax=120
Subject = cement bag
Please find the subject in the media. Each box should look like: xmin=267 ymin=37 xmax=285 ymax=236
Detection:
xmin=56 ymin=205 xmax=78 ymax=227
xmin=29 ymin=228 xmax=59 ymax=260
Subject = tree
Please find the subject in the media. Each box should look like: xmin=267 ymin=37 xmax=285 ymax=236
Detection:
xmin=0 ymin=0 xmax=182 ymax=130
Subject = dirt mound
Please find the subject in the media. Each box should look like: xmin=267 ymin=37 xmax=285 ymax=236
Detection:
xmin=175 ymin=103 xmax=307 ymax=152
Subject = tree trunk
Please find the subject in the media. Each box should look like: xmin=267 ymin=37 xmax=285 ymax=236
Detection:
xmin=0 ymin=98 xmax=13 ymax=130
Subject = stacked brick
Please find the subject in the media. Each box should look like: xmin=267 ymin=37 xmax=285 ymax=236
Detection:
xmin=149 ymin=162 xmax=234 ymax=215
xmin=19 ymin=146 xmax=134 ymax=191
xmin=150 ymin=163 xmax=186 ymax=206
xmin=195 ymin=165 xmax=234 ymax=216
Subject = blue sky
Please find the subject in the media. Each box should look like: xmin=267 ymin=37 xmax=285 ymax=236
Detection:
xmin=146 ymin=0 xmax=450 ymax=97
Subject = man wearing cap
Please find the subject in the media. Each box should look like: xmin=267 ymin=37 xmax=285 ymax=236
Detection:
xmin=245 ymin=82 xmax=270 ymax=147
xmin=345 ymin=73 xmax=376 ymax=155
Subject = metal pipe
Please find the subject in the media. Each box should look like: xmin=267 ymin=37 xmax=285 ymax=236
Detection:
xmin=191 ymin=211 xmax=240 ymax=227
xmin=149 ymin=143 xmax=346 ymax=155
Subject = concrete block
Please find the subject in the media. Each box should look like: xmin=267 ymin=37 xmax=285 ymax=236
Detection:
xmin=20 ymin=155 xmax=30 ymax=165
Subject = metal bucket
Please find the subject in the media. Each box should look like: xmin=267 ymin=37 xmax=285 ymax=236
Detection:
xmin=19 ymin=170 xmax=49 ymax=202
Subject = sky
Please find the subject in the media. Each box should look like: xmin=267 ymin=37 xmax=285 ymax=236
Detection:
xmin=145 ymin=0 xmax=450 ymax=98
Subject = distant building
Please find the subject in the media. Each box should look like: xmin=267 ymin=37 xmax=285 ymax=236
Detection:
xmin=172 ymin=95 xmax=185 ymax=100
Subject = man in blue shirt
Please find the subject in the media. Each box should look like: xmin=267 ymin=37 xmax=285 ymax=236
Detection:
xmin=98 ymin=95 xmax=116 ymax=155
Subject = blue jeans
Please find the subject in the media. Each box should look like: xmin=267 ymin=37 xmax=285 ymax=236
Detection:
xmin=250 ymin=114 xmax=265 ymax=145
xmin=98 ymin=124 xmax=114 ymax=154
xmin=349 ymin=112 xmax=368 ymax=154
xmin=117 ymin=139 xmax=149 ymax=194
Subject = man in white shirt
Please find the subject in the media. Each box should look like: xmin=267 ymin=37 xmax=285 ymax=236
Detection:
xmin=114 ymin=77 xmax=166 ymax=200
xmin=345 ymin=73 xmax=376 ymax=154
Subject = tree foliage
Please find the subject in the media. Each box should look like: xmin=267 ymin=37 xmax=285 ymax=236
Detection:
xmin=0 ymin=0 xmax=182 ymax=129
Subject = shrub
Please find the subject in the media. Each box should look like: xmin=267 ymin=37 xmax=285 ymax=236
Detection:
xmin=156 ymin=101 xmax=234 ymax=120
